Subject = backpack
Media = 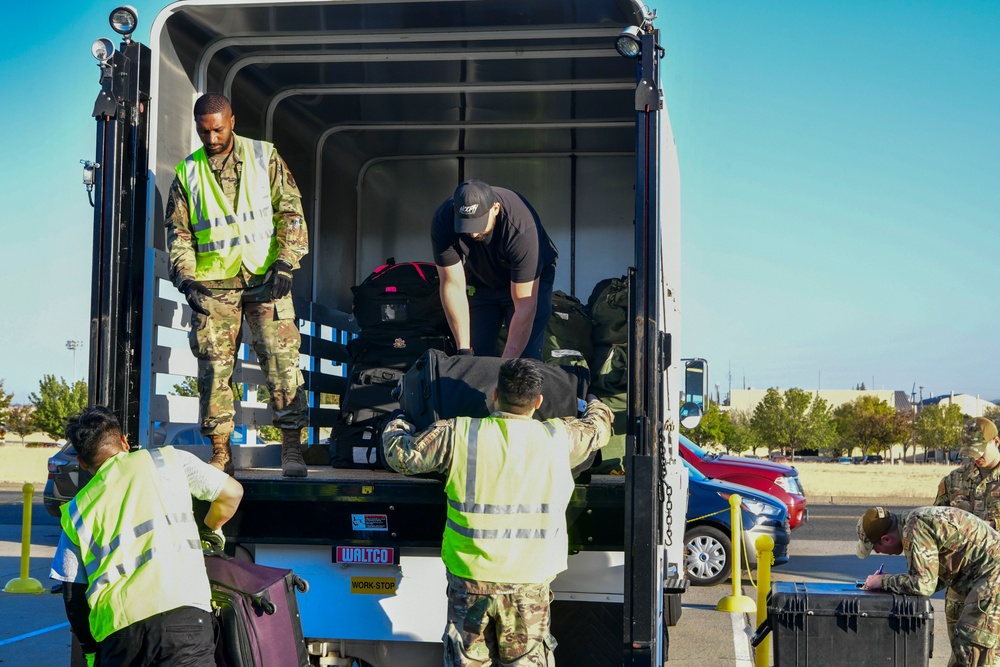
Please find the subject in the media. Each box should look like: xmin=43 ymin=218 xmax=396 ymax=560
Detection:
xmin=587 ymin=276 xmax=629 ymax=348
xmin=543 ymin=291 xmax=594 ymax=364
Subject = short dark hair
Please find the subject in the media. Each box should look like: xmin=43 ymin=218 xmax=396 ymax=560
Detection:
xmin=496 ymin=359 xmax=544 ymax=413
xmin=66 ymin=407 xmax=123 ymax=468
xmin=193 ymin=93 xmax=232 ymax=118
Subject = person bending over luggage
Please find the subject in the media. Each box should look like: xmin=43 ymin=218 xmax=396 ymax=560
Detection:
xmin=50 ymin=406 xmax=244 ymax=667
xmin=857 ymin=505 xmax=1000 ymax=667
xmin=382 ymin=358 xmax=612 ymax=666
xmin=933 ymin=417 xmax=1000 ymax=655
xmin=431 ymin=180 xmax=558 ymax=359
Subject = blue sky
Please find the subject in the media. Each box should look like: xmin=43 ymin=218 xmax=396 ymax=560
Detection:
xmin=1 ymin=1 xmax=997 ymax=404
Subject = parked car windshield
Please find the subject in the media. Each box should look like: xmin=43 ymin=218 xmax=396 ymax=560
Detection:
xmin=681 ymin=458 xmax=709 ymax=482
xmin=680 ymin=435 xmax=720 ymax=461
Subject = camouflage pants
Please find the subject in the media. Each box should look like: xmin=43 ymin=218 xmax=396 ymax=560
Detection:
xmin=188 ymin=289 xmax=307 ymax=436
xmin=947 ymin=582 xmax=1000 ymax=667
xmin=444 ymin=579 xmax=556 ymax=666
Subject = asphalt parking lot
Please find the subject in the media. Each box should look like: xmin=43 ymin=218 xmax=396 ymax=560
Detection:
xmin=0 ymin=490 xmax=950 ymax=666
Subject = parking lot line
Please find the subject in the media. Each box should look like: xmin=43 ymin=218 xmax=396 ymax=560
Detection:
xmin=0 ymin=622 xmax=69 ymax=647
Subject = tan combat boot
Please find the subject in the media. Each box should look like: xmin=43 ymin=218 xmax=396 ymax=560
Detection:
xmin=208 ymin=434 xmax=234 ymax=476
xmin=281 ymin=428 xmax=307 ymax=478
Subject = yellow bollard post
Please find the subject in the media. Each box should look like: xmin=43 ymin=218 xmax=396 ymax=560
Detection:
xmin=754 ymin=534 xmax=775 ymax=667
xmin=3 ymin=483 xmax=45 ymax=594
xmin=716 ymin=493 xmax=756 ymax=613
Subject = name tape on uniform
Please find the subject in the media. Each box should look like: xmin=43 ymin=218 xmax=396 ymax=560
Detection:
xmin=335 ymin=546 xmax=397 ymax=565
xmin=350 ymin=577 xmax=397 ymax=595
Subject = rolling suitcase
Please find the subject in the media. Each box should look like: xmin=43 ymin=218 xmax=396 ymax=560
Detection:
xmin=398 ymin=349 xmax=588 ymax=430
xmin=205 ymin=552 xmax=311 ymax=667
xmin=762 ymin=581 xmax=933 ymax=667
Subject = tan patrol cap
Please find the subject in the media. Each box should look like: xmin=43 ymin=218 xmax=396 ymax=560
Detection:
xmin=961 ymin=417 xmax=999 ymax=460
xmin=856 ymin=507 xmax=895 ymax=559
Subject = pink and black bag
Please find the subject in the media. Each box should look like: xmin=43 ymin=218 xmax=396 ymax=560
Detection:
xmin=351 ymin=258 xmax=449 ymax=333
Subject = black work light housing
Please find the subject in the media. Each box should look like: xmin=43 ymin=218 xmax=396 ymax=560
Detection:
xmin=109 ymin=6 xmax=138 ymax=37
xmin=615 ymin=26 xmax=642 ymax=59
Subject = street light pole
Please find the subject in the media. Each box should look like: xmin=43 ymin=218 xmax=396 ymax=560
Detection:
xmin=66 ymin=340 xmax=83 ymax=383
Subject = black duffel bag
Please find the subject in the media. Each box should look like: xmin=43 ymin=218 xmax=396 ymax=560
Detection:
xmin=398 ymin=349 xmax=588 ymax=431
xmin=351 ymin=258 xmax=449 ymax=333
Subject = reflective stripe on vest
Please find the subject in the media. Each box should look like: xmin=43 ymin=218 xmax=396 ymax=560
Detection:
xmin=60 ymin=447 xmax=210 ymax=642
xmin=442 ymin=416 xmax=575 ymax=584
xmin=176 ymin=134 xmax=278 ymax=280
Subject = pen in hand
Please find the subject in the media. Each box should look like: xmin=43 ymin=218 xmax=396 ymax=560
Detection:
xmin=862 ymin=563 xmax=884 ymax=590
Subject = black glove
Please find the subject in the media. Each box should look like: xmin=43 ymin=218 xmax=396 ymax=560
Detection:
xmin=179 ymin=279 xmax=213 ymax=316
xmin=199 ymin=527 xmax=225 ymax=553
xmin=268 ymin=260 xmax=294 ymax=299
xmin=457 ymin=348 xmax=474 ymax=357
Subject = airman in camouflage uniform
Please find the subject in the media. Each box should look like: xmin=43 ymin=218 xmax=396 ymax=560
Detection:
xmin=166 ymin=93 xmax=309 ymax=477
xmin=858 ymin=505 xmax=1000 ymax=667
xmin=935 ymin=417 xmax=1000 ymax=658
xmin=383 ymin=359 xmax=612 ymax=666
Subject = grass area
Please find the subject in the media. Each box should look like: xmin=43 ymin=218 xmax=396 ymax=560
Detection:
xmin=794 ymin=461 xmax=947 ymax=500
xmin=0 ymin=444 xmax=960 ymax=500
xmin=0 ymin=444 xmax=56 ymax=485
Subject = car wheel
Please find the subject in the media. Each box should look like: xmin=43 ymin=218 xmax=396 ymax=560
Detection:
xmin=685 ymin=525 xmax=731 ymax=587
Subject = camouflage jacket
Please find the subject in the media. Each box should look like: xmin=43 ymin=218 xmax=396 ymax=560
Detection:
xmin=381 ymin=400 xmax=613 ymax=477
xmin=880 ymin=506 xmax=1000 ymax=598
xmin=165 ymin=134 xmax=309 ymax=290
xmin=935 ymin=461 xmax=1000 ymax=526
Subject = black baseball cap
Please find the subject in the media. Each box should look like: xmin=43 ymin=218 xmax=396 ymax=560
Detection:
xmin=453 ymin=180 xmax=496 ymax=234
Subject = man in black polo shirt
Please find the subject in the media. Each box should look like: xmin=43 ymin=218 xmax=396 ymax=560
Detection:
xmin=431 ymin=180 xmax=558 ymax=359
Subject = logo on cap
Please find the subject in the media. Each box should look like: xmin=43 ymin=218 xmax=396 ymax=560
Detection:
xmin=459 ymin=204 xmax=479 ymax=215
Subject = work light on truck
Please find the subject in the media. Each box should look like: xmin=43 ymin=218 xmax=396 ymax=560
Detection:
xmin=615 ymin=26 xmax=642 ymax=58
xmin=109 ymin=5 xmax=138 ymax=39
xmin=91 ymin=38 xmax=115 ymax=64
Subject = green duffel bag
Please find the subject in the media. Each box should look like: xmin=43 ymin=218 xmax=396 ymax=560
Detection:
xmin=592 ymin=391 xmax=627 ymax=474
xmin=591 ymin=344 xmax=628 ymax=396
xmin=543 ymin=291 xmax=594 ymax=363
xmin=587 ymin=276 xmax=629 ymax=347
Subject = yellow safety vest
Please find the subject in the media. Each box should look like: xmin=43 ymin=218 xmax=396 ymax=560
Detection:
xmin=442 ymin=416 xmax=575 ymax=584
xmin=176 ymin=134 xmax=278 ymax=280
xmin=60 ymin=447 xmax=210 ymax=642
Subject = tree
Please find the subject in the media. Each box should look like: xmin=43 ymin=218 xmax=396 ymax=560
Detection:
xmin=29 ymin=375 xmax=88 ymax=439
xmin=6 ymin=405 xmax=35 ymax=441
xmin=833 ymin=396 xmax=909 ymax=458
xmin=0 ymin=379 xmax=13 ymax=425
xmin=805 ymin=395 xmax=837 ymax=455
xmin=680 ymin=402 xmax=732 ymax=449
xmin=984 ymin=404 xmax=1000 ymax=424
xmin=913 ymin=402 xmax=964 ymax=459
xmin=723 ymin=409 xmax=758 ymax=456
xmin=171 ymin=377 xmax=199 ymax=397
xmin=750 ymin=387 xmax=836 ymax=459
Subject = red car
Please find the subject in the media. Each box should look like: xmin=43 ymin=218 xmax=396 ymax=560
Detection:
xmin=679 ymin=435 xmax=808 ymax=530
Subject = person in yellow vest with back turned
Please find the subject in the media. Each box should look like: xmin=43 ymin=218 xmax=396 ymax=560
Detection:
xmin=165 ymin=92 xmax=310 ymax=478
xmin=50 ymin=406 xmax=243 ymax=666
xmin=382 ymin=358 xmax=612 ymax=666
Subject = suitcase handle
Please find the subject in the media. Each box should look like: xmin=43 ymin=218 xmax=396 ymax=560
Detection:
xmin=750 ymin=618 xmax=771 ymax=647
